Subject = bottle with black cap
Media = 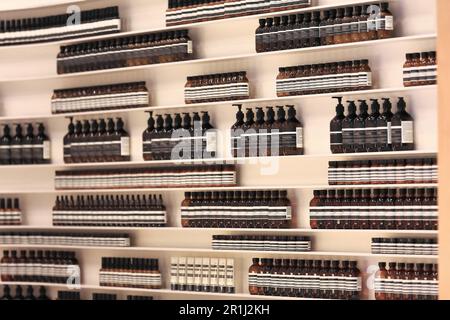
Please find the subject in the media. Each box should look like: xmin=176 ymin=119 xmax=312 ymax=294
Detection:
xmin=254 ymin=108 xmax=266 ymax=157
xmin=22 ymin=124 xmax=34 ymax=165
xmin=243 ymin=108 xmax=255 ymax=157
xmin=114 ymin=118 xmax=130 ymax=161
xmin=391 ymin=97 xmax=414 ymax=151
xmin=34 ymin=123 xmax=51 ymax=164
xmin=38 ymin=286 xmax=50 ymax=300
xmin=365 ymin=99 xmax=381 ymax=152
xmin=231 ymin=104 xmax=245 ymax=158
xmin=377 ymin=98 xmax=394 ymax=151
xmin=353 ymin=100 xmax=369 ymax=153
xmin=0 ymin=124 xmax=12 ymax=165
xmin=255 ymin=19 xmax=266 ymax=52
xmin=201 ymin=111 xmax=216 ymax=159
xmin=284 ymin=105 xmax=304 ymax=156
xmin=10 ymin=124 xmax=23 ymax=165
xmin=63 ymin=118 xmax=74 ymax=163
xmin=0 ymin=285 xmax=13 ymax=300
xmin=330 ymin=97 xmax=346 ymax=154
xmin=342 ymin=101 xmax=357 ymax=153
xmin=264 ymin=107 xmax=276 ymax=157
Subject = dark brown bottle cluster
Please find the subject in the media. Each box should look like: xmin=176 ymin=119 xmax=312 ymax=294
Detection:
xmin=127 ymin=295 xmax=154 ymax=300
xmin=57 ymin=291 xmax=81 ymax=300
xmin=0 ymin=232 xmax=131 ymax=247
xmin=143 ymin=111 xmax=216 ymax=161
xmin=249 ymin=258 xmax=361 ymax=299
xmin=93 ymin=293 xmax=117 ymax=300
xmin=1 ymin=285 xmax=50 ymax=300
xmin=166 ymin=0 xmax=310 ymax=26
xmin=375 ymin=262 xmax=438 ymax=300
xmin=0 ymin=250 xmax=79 ymax=284
xmin=372 ymin=238 xmax=438 ymax=256
xmin=57 ymin=29 xmax=193 ymax=74
xmin=212 ymin=235 xmax=311 ymax=252
xmin=170 ymin=257 xmax=235 ymax=294
xmin=403 ymin=52 xmax=437 ymax=87
xmin=309 ymin=188 xmax=438 ymax=230
xmin=63 ymin=117 xmax=130 ymax=163
xmin=55 ymin=165 xmax=237 ymax=190
xmin=0 ymin=198 xmax=21 ymax=226
xmin=0 ymin=123 xmax=51 ymax=165
xmin=53 ymin=194 xmax=167 ymax=227
xmin=276 ymin=60 xmax=372 ymax=97
xmin=0 ymin=7 xmax=120 ymax=46
xmin=52 ymin=82 xmax=149 ymax=114
xmin=185 ymin=72 xmax=250 ymax=104
xmin=231 ymin=105 xmax=303 ymax=158
xmin=99 ymin=257 xmax=162 ymax=289
xmin=256 ymin=4 xmax=394 ymax=53
xmin=330 ymin=97 xmax=414 ymax=154
xmin=328 ymin=158 xmax=438 ymax=185
xmin=180 ymin=190 xmax=292 ymax=229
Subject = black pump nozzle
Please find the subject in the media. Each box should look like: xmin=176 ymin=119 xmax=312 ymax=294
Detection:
xmin=382 ymin=98 xmax=392 ymax=112
xmin=397 ymin=97 xmax=406 ymax=111
xmin=370 ymin=99 xmax=381 ymax=113
xmin=333 ymin=97 xmax=345 ymax=114
xmin=347 ymin=101 xmax=357 ymax=113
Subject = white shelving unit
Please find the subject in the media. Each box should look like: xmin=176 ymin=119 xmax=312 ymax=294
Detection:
xmin=0 ymin=0 xmax=438 ymax=301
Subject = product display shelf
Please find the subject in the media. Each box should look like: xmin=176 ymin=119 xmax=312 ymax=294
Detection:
xmin=0 ymin=244 xmax=438 ymax=260
xmin=0 ymin=85 xmax=438 ymax=122
xmin=0 ymin=150 xmax=438 ymax=170
xmin=0 ymin=281 xmax=316 ymax=300
xmin=0 ymin=183 xmax=438 ymax=195
xmin=0 ymin=225 xmax=438 ymax=236
xmin=0 ymin=34 xmax=436 ymax=85
xmin=0 ymin=0 xmax=403 ymax=51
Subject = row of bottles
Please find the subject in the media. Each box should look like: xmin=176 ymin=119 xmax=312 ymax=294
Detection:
xmin=51 ymin=82 xmax=150 ymax=114
xmin=180 ymin=190 xmax=292 ymax=229
xmin=99 ymin=257 xmax=162 ymax=289
xmin=166 ymin=0 xmax=311 ymax=26
xmin=57 ymin=291 xmax=153 ymax=300
xmin=0 ymin=198 xmax=21 ymax=226
xmin=276 ymin=60 xmax=372 ymax=97
xmin=0 ymin=250 xmax=79 ymax=284
xmin=0 ymin=7 xmax=120 ymax=45
xmin=403 ymin=51 xmax=437 ymax=87
xmin=230 ymin=105 xmax=303 ymax=157
xmin=63 ymin=117 xmax=130 ymax=163
xmin=256 ymin=4 xmax=394 ymax=52
xmin=309 ymin=188 xmax=438 ymax=230
xmin=0 ymin=232 xmax=131 ymax=247
xmin=375 ymin=262 xmax=438 ymax=300
xmin=371 ymin=238 xmax=438 ymax=256
xmin=54 ymin=165 xmax=237 ymax=190
xmin=184 ymin=72 xmax=250 ymax=104
xmin=0 ymin=123 xmax=51 ymax=165
xmin=212 ymin=235 xmax=311 ymax=252
xmin=143 ymin=111 xmax=217 ymax=161
xmin=53 ymin=194 xmax=167 ymax=227
xmin=1 ymin=286 xmax=49 ymax=300
xmin=170 ymin=257 xmax=235 ymax=293
xmin=248 ymin=258 xmax=361 ymax=299
xmin=328 ymin=158 xmax=438 ymax=185
xmin=57 ymin=30 xmax=193 ymax=74
xmin=330 ymin=97 xmax=414 ymax=154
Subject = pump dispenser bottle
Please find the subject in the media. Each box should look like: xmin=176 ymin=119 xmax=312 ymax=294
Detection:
xmin=366 ymin=99 xmax=381 ymax=152
xmin=330 ymin=97 xmax=346 ymax=154
xmin=353 ymin=100 xmax=369 ymax=153
xmin=342 ymin=101 xmax=357 ymax=153
xmin=377 ymin=98 xmax=394 ymax=151
xmin=231 ymin=104 xmax=245 ymax=158
xmin=392 ymin=97 xmax=414 ymax=151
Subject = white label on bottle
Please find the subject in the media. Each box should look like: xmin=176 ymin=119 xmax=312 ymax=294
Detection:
xmin=296 ymin=127 xmax=303 ymax=149
xmin=43 ymin=141 xmax=51 ymax=160
xmin=121 ymin=137 xmax=130 ymax=156
xmin=187 ymin=40 xmax=193 ymax=54
xmin=387 ymin=122 xmax=392 ymax=144
xmin=401 ymin=121 xmax=414 ymax=144
xmin=285 ymin=207 xmax=292 ymax=219
xmin=385 ymin=16 xmax=394 ymax=30
xmin=206 ymin=131 xmax=217 ymax=153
